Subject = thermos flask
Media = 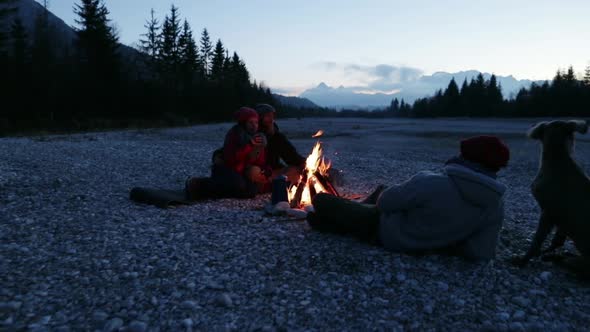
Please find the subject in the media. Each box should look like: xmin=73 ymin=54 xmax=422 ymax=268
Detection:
xmin=271 ymin=175 xmax=289 ymax=204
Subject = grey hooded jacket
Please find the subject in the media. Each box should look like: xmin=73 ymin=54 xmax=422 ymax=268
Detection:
xmin=377 ymin=163 xmax=507 ymax=260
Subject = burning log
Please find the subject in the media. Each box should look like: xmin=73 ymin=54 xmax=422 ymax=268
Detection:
xmin=314 ymin=170 xmax=340 ymax=197
xmin=309 ymin=178 xmax=317 ymax=201
xmin=290 ymin=172 xmax=308 ymax=208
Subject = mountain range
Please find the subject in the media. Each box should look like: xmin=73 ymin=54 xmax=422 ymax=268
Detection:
xmin=1 ymin=0 xmax=75 ymax=43
xmin=272 ymin=94 xmax=319 ymax=109
xmin=297 ymin=71 xmax=544 ymax=110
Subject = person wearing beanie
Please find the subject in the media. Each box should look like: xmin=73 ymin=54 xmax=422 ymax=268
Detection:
xmin=185 ymin=107 xmax=272 ymax=200
xmin=307 ymin=135 xmax=510 ymax=261
xmin=251 ymin=103 xmax=307 ymax=184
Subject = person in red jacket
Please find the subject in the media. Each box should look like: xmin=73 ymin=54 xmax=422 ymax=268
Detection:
xmin=185 ymin=107 xmax=272 ymax=200
xmin=222 ymin=107 xmax=272 ymax=191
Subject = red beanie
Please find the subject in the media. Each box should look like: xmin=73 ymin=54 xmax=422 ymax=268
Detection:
xmin=460 ymin=135 xmax=510 ymax=172
xmin=234 ymin=107 xmax=258 ymax=123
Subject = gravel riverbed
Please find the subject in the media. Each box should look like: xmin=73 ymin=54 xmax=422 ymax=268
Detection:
xmin=1 ymin=118 xmax=589 ymax=331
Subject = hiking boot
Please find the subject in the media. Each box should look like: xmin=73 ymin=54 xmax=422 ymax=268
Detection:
xmin=185 ymin=177 xmax=206 ymax=201
xmin=360 ymin=184 xmax=387 ymax=205
xmin=306 ymin=211 xmax=321 ymax=229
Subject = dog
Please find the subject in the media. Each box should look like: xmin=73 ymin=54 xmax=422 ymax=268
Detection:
xmin=512 ymin=119 xmax=590 ymax=279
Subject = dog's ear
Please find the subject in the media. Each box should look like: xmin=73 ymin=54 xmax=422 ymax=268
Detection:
xmin=567 ymin=120 xmax=588 ymax=134
xmin=527 ymin=122 xmax=546 ymax=140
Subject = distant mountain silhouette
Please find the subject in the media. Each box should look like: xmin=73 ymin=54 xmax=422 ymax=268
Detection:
xmin=3 ymin=0 xmax=141 ymax=59
xmin=272 ymin=93 xmax=319 ymax=109
xmin=299 ymin=85 xmax=397 ymax=110
xmin=1 ymin=0 xmax=74 ymax=54
xmin=299 ymin=70 xmax=543 ymax=109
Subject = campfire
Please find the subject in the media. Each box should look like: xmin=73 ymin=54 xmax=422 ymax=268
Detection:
xmin=288 ymin=130 xmax=339 ymax=208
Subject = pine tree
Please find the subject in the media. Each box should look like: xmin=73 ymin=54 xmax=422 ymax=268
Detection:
xmin=159 ymin=5 xmax=180 ymax=73
xmin=553 ymin=69 xmax=564 ymax=86
xmin=399 ymin=99 xmax=410 ymax=117
xmin=74 ymin=0 xmax=120 ymax=120
xmin=31 ymin=1 xmax=56 ymax=107
xmin=0 ymin=0 xmax=17 ymax=55
xmin=230 ymin=52 xmax=250 ymax=84
xmin=178 ymin=19 xmax=199 ymax=85
xmin=10 ymin=17 xmax=28 ymax=68
xmin=210 ymin=39 xmax=225 ymax=81
xmin=487 ymin=74 xmax=503 ymax=115
xmin=564 ymin=66 xmax=576 ymax=83
xmin=178 ymin=20 xmax=198 ymax=69
xmin=390 ymin=98 xmax=400 ymax=113
xmin=445 ymin=78 xmax=460 ymax=98
xmin=222 ymin=50 xmax=231 ymax=80
xmin=74 ymin=0 xmax=120 ymax=79
xmin=199 ymin=28 xmax=212 ymax=76
xmin=139 ymin=9 xmax=160 ymax=60
xmin=32 ymin=0 xmax=51 ymax=62
xmin=1 ymin=4 xmax=19 ymax=123
xmin=470 ymin=74 xmax=486 ymax=116
xmin=460 ymin=78 xmax=468 ymax=95
xmin=443 ymin=77 xmax=460 ymax=116
xmin=584 ymin=64 xmax=590 ymax=86
xmin=474 ymin=73 xmax=486 ymax=90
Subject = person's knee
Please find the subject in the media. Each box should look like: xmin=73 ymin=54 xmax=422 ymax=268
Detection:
xmin=245 ymin=166 xmax=269 ymax=185
xmin=312 ymin=193 xmax=332 ymax=207
xmin=284 ymin=166 xmax=302 ymax=184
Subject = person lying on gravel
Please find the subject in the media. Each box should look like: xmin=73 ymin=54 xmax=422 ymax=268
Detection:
xmin=307 ymin=135 xmax=510 ymax=261
xmin=185 ymin=107 xmax=273 ymax=200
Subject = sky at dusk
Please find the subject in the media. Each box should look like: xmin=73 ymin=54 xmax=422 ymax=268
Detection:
xmin=42 ymin=0 xmax=590 ymax=95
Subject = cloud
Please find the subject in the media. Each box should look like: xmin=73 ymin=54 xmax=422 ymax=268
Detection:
xmin=312 ymin=62 xmax=423 ymax=93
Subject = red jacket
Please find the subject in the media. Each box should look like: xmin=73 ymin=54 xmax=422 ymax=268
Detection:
xmin=223 ymin=125 xmax=267 ymax=175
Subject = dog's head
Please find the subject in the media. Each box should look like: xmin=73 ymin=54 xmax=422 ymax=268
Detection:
xmin=528 ymin=119 xmax=588 ymax=152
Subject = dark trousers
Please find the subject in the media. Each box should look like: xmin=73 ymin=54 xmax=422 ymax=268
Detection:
xmin=309 ymin=193 xmax=381 ymax=244
xmin=210 ymin=165 xmax=258 ymax=198
xmin=186 ymin=165 xmax=258 ymax=200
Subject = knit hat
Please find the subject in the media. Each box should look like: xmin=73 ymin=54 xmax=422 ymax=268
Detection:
xmin=255 ymin=104 xmax=276 ymax=116
xmin=234 ymin=107 xmax=259 ymax=123
xmin=460 ymin=135 xmax=510 ymax=172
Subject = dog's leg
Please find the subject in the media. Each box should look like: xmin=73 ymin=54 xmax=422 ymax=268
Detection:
xmin=555 ymin=256 xmax=590 ymax=281
xmin=541 ymin=228 xmax=567 ymax=254
xmin=511 ymin=212 xmax=554 ymax=267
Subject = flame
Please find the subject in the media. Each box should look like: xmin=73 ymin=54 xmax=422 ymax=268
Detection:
xmin=312 ymin=130 xmax=324 ymax=138
xmin=305 ymin=142 xmax=323 ymax=171
xmin=288 ymin=135 xmax=332 ymax=207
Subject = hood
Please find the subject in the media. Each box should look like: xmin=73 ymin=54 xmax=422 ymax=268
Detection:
xmin=444 ymin=164 xmax=507 ymax=208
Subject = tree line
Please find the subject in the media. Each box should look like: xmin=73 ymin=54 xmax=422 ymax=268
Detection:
xmin=0 ymin=0 xmax=275 ymax=134
xmin=385 ymin=67 xmax=590 ymax=118
xmin=1 ymin=0 xmax=589 ymax=134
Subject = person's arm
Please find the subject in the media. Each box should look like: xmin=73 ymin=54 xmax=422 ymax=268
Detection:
xmin=275 ymin=132 xmax=306 ymax=167
xmin=461 ymin=200 xmax=505 ymax=260
xmin=376 ymin=173 xmax=428 ymax=213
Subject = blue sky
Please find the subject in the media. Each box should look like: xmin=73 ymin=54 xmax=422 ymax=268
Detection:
xmin=43 ymin=0 xmax=590 ymax=95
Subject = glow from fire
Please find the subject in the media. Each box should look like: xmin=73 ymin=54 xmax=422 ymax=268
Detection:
xmin=312 ymin=130 xmax=324 ymax=138
xmin=288 ymin=139 xmax=332 ymax=207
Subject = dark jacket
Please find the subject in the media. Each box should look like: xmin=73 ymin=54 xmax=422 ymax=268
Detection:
xmin=265 ymin=123 xmax=306 ymax=170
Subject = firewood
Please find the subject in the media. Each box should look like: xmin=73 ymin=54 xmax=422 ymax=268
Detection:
xmin=290 ymin=172 xmax=308 ymax=208
xmin=314 ymin=171 xmax=340 ymax=197
xmin=309 ymin=178 xmax=317 ymax=201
